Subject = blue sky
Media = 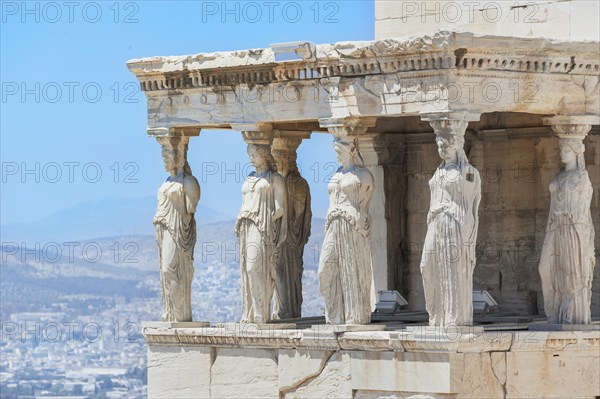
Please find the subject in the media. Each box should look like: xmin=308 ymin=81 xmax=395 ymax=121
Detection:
xmin=0 ymin=1 xmax=375 ymax=229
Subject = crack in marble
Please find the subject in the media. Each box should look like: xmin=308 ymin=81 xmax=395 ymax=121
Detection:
xmin=278 ymin=350 xmax=337 ymax=399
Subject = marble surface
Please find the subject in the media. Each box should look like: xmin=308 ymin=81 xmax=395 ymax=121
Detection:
xmin=271 ymin=137 xmax=311 ymax=319
xmin=375 ymin=0 xmax=600 ymax=42
xmin=318 ymin=134 xmax=376 ymax=325
xmin=420 ymin=113 xmax=482 ymax=327
xmin=540 ymin=120 xmax=596 ymax=324
xmin=143 ymin=325 xmax=600 ymax=399
xmin=153 ymin=136 xmax=200 ymax=322
xmin=236 ymin=140 xmax=286 ymax=324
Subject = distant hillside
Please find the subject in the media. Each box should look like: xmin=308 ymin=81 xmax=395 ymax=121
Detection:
xmin=0 ymin=196 xmax=236 ymax=243
xmin=1 ymin=218 xmax=327 ymax=321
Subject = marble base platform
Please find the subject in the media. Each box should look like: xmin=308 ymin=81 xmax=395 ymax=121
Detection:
xmin=309 ymin=324 xmax=387 ymax=333
xmin=216 ymin=322 xmax=297 ymax=330
xmin=529 ymin=323 xmax=600 ymax=331
xmin=404 ymin=325 xmax=485 ymax=340
xmin=142 ymin=321 xmax=210 ymax=329
xmin=143 ymin=323 xmax=600 ymax=399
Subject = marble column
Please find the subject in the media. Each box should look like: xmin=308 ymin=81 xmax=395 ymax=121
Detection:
xmin=271 ymin=133 xmax=312 ymax=319
xmin=419 ymin=111 xmax=482 ymax=327
xmin=152 ymin=131 xmax=201 ymax=323
xmin=354 ymin=132 xmax=406 ymax=296
xmin=235 ymin=131 xmax=287 ymax=324
xmin=319 ymin=117 xmax=400 ymax=295
xmin=539 ymin=115 xmax=599 ymax=325
xmin=317 ymin=117 xmax=378 ymax=324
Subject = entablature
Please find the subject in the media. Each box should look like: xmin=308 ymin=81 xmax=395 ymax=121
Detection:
xmin=127 ymin=31 xmax=600 ymax=134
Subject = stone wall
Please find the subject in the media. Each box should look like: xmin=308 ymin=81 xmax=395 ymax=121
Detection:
xmin=144 ymin=326 xmax=600 ymax=399
xmin=399 ymin=119 xmax=599 ymax=317
xmin=375 ymin=0 xmax=600 ymax=42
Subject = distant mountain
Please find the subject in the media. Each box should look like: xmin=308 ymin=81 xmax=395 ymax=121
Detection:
xmin=0 ymin=196 xmax=236 ymax=243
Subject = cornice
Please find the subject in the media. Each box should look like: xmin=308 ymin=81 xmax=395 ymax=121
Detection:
xmin=142 ymin=324 xmax=600 ymax=353
xmin=128 ymin=32 xmax=600 ymax=94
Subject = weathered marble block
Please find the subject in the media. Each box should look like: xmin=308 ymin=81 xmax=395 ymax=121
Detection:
xmin=144 ymin=326 xmax=600 ymax=399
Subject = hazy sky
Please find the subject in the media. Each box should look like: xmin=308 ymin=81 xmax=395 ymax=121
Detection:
xmin=0 ymin=1 xmax=375 ymax=226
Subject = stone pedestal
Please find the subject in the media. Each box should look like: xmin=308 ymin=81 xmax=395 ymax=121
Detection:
xmin=144 ymin=325 xmax=600 ymax=399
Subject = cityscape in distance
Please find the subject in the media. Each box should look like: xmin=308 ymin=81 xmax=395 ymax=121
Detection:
xmin=0 ymin=199 xmax=327 ymax=398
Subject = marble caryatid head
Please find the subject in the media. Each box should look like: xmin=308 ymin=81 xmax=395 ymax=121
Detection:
xmin=247 ymin=144 xmax=276 ymax=172
xmin=435 ymin=131 xmax=464 ymax=161
xmin=272 ymin=150 xmax=298 ymax=176
xmin=559 ymin=137 xmax=586 ymax=170
xmin=333 ymin=136 xmax=363 ymax=167
xmin=272 ymin=138 xmax=301 ymax=177
xmin=158 ymin=137 xmax=189 ymax=177
xmin=434 ymin=130 xmax=469 ymax=165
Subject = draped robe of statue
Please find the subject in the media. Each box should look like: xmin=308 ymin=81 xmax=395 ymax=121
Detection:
xmin=274 ymin=171 xmax=311 ymax=319
xmin=153 ymin=173 xmax=198 ymax=322
xmin=318 ymin=167 xmax=375 ymax=325
xmin=539 ymin=169 xmax=595 ymax=324
xmin=236 ymin=170 xmax=286 ymax=323
xmin=420 ymin=161 xmax=481 ymax=326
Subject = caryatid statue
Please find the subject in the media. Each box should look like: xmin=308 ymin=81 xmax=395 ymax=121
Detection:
xmin=419 ymin=117 xmax=481 ymax=327
xmin=235 ymin=135 xmax=287 ymax=324
xmin=539 ymin=123 xmax=596 ymax=325
xmin=271 ymin=137 xmax=312 ymax=320
xmin=153 ymin=136 xmax=201 ymax=322
xmin=318 ymin=135 xmax=376 ymax=325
